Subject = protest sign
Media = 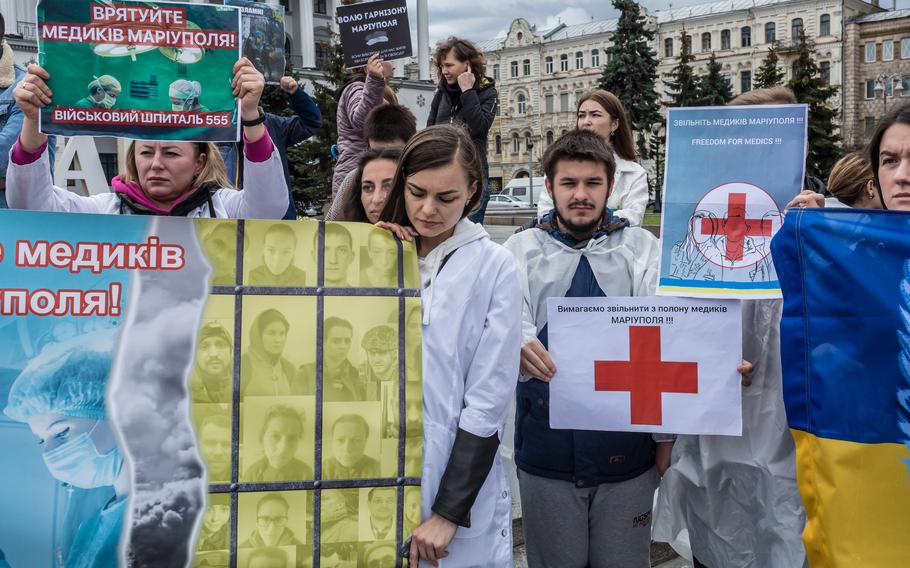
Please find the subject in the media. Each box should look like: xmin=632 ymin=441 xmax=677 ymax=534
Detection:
xmin=0 ymin=210 xmax=421 ymax=568
xmin=38 ymin=0 xmax=241 ymax=141
xmin=336 ymin=0 xmax=412 ymax=69
xmin=658 ymin=105 xmax=807 ymax=299
xmin=771 ymin=208 xmax=910 ymax=567
xmin=225 ymin=0 xmax=286 ymax=84
xmin=547 ymin=296 xmax=742 ymax=435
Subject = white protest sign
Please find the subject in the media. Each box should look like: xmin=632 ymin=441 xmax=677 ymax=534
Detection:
xmin=547 ymin=296 xmax=742 ymax=435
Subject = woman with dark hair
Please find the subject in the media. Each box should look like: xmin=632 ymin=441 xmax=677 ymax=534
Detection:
xmin=240 ymin=309 xmax=299 ymax=396
xmin=333 ymin=54 xmax=397 ymax=196
xmin=427 ymin=37 xmax=498 ymax=225
xmin=538 ymin=89 xmax=649 ymax=226
xmin=335 ymin=147 xmax=402 ymax=223
xmin=867 ymin=101 xmax=910 ymax=211
xmin=377 ymin=124 xmax=521 ymax=567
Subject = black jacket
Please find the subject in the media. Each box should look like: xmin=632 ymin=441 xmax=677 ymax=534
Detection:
xmin=427 ymin=77 xmax=498 ymax=177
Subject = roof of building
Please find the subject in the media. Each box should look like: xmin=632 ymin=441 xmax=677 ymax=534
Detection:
xmin=855 ymin=8 xmax=910 ymax=23
xmin=655 ymin=0 xmax=795 ymax=24
xmin=475 ymin=18 xmax=618 ymax=53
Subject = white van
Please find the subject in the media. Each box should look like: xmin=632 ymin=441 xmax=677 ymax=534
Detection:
xmin=499 ymin=176 xmax=547 ymax=205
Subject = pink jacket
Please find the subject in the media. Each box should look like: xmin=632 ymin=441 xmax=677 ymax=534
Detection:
xmin=332 ymin=74 xmax=386 ymax=195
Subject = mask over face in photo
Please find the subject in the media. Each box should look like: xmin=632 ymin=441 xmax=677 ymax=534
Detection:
xmin=169 ymin=79 xmax=203 ymax=111
xmin=88 ymin=75 xmax=121 ymax=109
xmin=42 ymin=420 xmax=123 ymax=489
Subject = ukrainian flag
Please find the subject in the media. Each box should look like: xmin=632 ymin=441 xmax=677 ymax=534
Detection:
xmin=771 ymin=208 xmax=910 ymax=566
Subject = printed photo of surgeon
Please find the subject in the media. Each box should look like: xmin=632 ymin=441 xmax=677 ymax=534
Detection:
xmin=74 ymin=75 xmax=121 ymax=108
xmin=169 ymin=79 xmax=209 ymax=112
xmin=2 ymin=331 xmax=127 ymax=568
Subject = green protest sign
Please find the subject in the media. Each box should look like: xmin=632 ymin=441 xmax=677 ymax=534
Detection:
xmin=38 ymin=0 xmax=241 ymax=141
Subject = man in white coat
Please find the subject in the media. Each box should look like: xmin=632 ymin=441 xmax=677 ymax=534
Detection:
xmin=504 ymin=130 xmax=671 ymax=567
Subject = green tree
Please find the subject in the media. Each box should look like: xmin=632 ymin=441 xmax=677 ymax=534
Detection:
xmin=755 ymin=42 xmax=786 ymax=88
xmin=664 ymin=31 xmax=701 ymax=107
xmin=787 ymin=29 xmax=841 ymax=179
xmin=697 ymin=53 xmax=733 ymax=105
xmin=599 ymin=0 xmax=661 ymax=157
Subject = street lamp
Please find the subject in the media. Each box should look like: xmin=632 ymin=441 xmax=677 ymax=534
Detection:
xmin=874 ymin=73 xmax=904 ymax=116
xmin=526 ymin=138 xmax=536 ymax=206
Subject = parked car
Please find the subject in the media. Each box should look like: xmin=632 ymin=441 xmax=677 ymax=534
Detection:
xmin=501 ymin=176 xmax=546 ymax=204
xmin=487 ymin=194 xmax=531 ymax=209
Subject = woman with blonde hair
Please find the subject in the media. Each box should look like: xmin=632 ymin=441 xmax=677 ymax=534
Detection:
xmin=7 ymin=58 xmax=289 ymax=219
xmin=827 ymin=152 xmax=881 ymax=208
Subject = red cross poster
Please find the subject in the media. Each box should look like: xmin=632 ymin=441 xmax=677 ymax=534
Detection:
xmin=546 ymin=297 xmax=742 ymax=435
xmin=657 ymin=105 xmax=808 ymax=299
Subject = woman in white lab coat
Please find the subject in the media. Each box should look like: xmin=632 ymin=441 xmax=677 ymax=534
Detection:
xmin=378 ymin=124 xmax=522 ymax=567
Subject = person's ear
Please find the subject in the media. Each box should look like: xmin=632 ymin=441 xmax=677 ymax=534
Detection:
xmin=194 ymin=151 xmax=207 ymax=178
xmin=545 ymin=176 xmax=553 ymax=198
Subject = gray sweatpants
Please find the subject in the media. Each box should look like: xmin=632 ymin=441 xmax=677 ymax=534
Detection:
xmin=518 ymin=467 xmax=660 ymax=568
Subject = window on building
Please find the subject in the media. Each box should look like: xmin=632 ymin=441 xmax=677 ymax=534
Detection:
xmin=702 ymin=32 xmax=712 ymax=52
xmin=765 ymin=22 xmax=776 ymax=44
xmin=315 ymin=0 xmax=327 ymax=15
xmin=512 ymin=133 xmax=520 ymax=154
xmin=902 ymin=38 xmax=910 ymax=59
xmin=575 ymin=90 xmax=584 ymax=104
xmin=98 ymin=153 xmax=118 ymax=183
xmin=884 ymin=78 xmax=894 ymax=97
xmin=722 ymin=73 xmax=732 ymax=87
xmin=545 ymin=94 xmax=554 ymax=113
xmin=665 ymin=38 xmax=674 ymax=57
xmin=495 ymin=135 xmax=502 ymax=154
xmin=576 ymin=51 xmax=584 ymax=69
xmin=517 ymin=93 xmax=527 ymax=114
xmin=493 ymin=64 xmax=500 ymax=81
xmin=865 ymin=41 xmax=876 ymax=63
xmin=819 ymin=61 xmax=830 ymax=85
xmin=791 ymin=18 xmax=803 ymax=46
xmin=510 ymin=61 xmax=518 ymax=77
xmin=546 ymin=130 xmax=554 ymax=145
xmin=560 ymin=92 xmax=569 ymax=111
xmin=865 ymin=79 xmax=876 ymax=99
xmin=560 ymin=54 xmax=569 ymax=71
xmin=819 ymin=14 xmax=830 ymax=37
xmin=721 ymin=29 xmax=731 ymax=50
xmin=592 ymin=49 xmax=600 ymax=67
xmin=741 ymin=26 xmax=751 ymax=47
xmin=864 ymin=116 xmax=877 ymax=139
xmin=545 ymin=56 xmax=554 ymax=74
xmin=740 ymin=70 xmax=752 ymax=93
xmin=523 ymin=59 xmax=531 ymax=75
xmin=607 ymin=51 xmax=614 ymax=64
xmin=525 ymin=133 xmax=532 ymax=152
xmin=685 ymin=37 xmax=693 ymax=55
xmin=791 ymin=60 xmax=799 ymax=79
xmin=903 ymin=75 xmax=910 ymax=95
xmin=883 ymin=40 xmax=894 ymax=62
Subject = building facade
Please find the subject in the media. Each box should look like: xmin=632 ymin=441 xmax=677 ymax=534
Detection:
xmin=479 ymin=0 xmax=884 ymax=190
xmin=843 ymin=9 xmax=910 ymax=150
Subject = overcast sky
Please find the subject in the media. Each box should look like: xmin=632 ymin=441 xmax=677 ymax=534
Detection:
xmin=406 ymin=0 xmax=910 ymax=46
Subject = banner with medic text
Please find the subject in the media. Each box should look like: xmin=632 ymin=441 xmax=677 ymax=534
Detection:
xmin=0 ymin=210 xmax=423 ymax=568
xmin=657 ymin=105 xmax=807 ymax=299
xmin=38 ymin=0 xmax=241 ymax=141
xmin=547 ymin=297 xmax=742 ymax=435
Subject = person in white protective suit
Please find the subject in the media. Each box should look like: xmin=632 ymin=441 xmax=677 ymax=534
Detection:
xmin=377 ymin=123 xmax=522 ymax=567
xmin=652 ymin=86 xmax=807 ymax=568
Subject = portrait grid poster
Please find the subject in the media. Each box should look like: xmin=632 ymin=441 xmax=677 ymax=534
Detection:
xmin=0 ymin=210 xmax=422 ymax=568
xmin=658 ymin=104 xmax=807 ymax=299
xmin=37 ymin=0 xmax=241 ymax=141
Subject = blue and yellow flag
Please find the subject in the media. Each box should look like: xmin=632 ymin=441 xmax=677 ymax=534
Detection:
xmin=771 ymin=208 xmax=910 ymax=566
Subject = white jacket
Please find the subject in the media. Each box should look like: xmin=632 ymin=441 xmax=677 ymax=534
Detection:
xmin=417 ymin=219 xmax=522 ymax=567
xmin=536 ymin=153 xmax=649 ymax=226
xmin=652 ymin=299 xmax=807 ymax=567
xmin=503 ymin=225 xmax=659 ymax=348
xmin=6 ymin=144 xmax=289 ymax=219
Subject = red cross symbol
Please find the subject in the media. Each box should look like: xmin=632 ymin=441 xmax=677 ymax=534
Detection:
xmin=700 ymin=192 xmax=773 ymax=262
xmin=594 ymin=326 xmax=698 ymax=425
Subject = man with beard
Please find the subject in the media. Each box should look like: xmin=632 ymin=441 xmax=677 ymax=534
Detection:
xmin=504 ymin=130 xmax=673 ymax=567
xmin=191 ymin=323 xmax=233 ymax=404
